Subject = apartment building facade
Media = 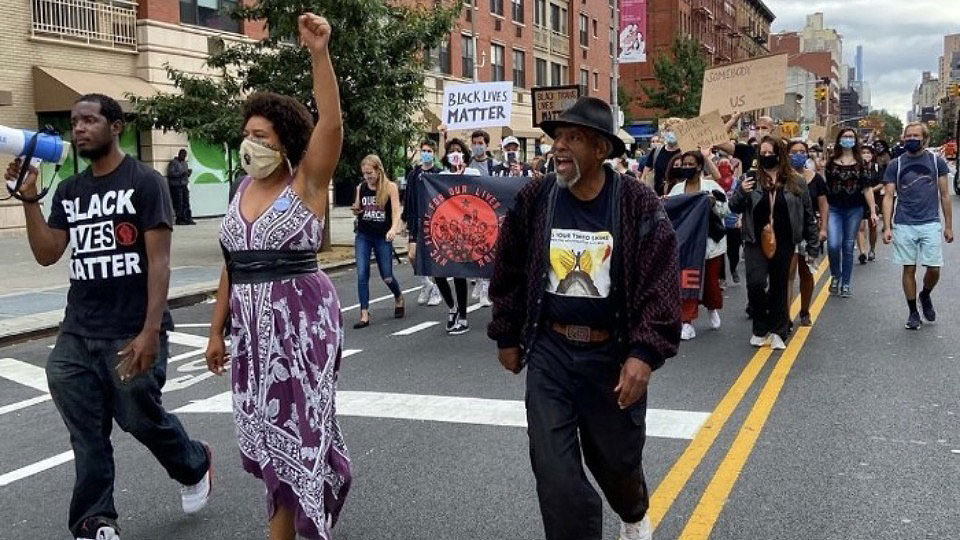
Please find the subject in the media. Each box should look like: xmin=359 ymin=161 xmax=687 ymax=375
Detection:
xmin=619 ymin=0 xmax=774 ymax=141
xmin=416 ymin=0 xmax=625 ymax=157
xmin=0 ymin=0 xmax=264 ymax=229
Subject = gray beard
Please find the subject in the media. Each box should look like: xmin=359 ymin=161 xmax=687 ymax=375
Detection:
xmin=555 ymin=159 xmax=581 ymax=189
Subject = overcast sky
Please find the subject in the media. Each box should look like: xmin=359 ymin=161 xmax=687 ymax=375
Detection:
xmin=764 ymin=0 xmax=960 ymax=122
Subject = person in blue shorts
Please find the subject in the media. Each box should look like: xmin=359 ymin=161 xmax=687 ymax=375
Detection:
xmin=882 ymin=122 xmax=954 ymax=330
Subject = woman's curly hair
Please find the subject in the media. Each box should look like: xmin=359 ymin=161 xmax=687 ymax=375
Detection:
xmin=243 ymin=92 xmax=314 ymax=168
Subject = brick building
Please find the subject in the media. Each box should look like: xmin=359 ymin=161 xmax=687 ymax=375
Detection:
xmin=0 ymin=0 xmax=266 ymax=229
xmin=619 ymin=0 xmax=774 ymax=142
xmin=770 ymin=31 xmax=840 ymax=126
xmin=413 ymin=0 xmax=625 ymax=155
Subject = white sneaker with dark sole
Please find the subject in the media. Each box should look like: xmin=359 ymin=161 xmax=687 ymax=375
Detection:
xmin=449 ymin=319 xmax=470 ymax=335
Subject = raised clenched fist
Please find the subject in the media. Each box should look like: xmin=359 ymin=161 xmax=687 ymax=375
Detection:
xmin=298 ymin=13 xmax=331 ymax=53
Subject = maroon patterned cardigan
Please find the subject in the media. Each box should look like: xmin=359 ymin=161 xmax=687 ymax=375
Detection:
xmin=486 ymin=170 xmax=681 ymax=370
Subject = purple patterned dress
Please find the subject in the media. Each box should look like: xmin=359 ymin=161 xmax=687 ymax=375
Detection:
xmin=220 ymin=178 xmax=351 ymax=539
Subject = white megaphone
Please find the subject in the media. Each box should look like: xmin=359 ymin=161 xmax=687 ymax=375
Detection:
xmin=1 ymin=125 xmax=71 ymax=202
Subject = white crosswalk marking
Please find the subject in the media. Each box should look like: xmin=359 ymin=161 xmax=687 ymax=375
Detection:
xmin=167 ymin=331 xmax=209 ymax=349
xmin=0 ymin=358 xmax=48 ymax=392
xmin=175 ymin=391 xmax=711 ymax=440
xmin=342 ymin=349 xmax=362 ymax=358
xmin=392 ymin=321 xmax=440 ymax=336
xmin=0 ymin=394 xmax=51 ymax=416
xmin=0 ymin=451 xmax=74 ymax=487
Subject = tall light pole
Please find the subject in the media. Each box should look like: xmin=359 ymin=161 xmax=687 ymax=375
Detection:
xmin=612 ymin=0 xmax=620 ymax=131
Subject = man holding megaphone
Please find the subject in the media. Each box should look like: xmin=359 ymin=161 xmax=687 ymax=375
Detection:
xmin=3 ymin=94 xmax=212 ymax=540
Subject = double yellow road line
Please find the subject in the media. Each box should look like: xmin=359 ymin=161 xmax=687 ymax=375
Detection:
xmin=650 ymin=257 xmax=832 ymax=538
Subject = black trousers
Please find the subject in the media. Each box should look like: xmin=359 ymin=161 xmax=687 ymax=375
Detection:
xmin=744 ymin=242 xmax=793 ymax=338
xmin=434 ymin=277 xmax=468 ymax=317
xmin=525 ymin=331 xmax=649 ymax=540
xmin=725 ymin=226 xmax=743 ymax=278
xmin=169 ymin=183 xmax=192 ymax=223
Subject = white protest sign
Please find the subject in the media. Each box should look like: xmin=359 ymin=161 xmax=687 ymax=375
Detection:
xmin=442 ymin=81 xmax=514 ymax=131
xmin=699 ymin=54 xmax=788 ymax=116
xmin=673 ymin=111 xmax=729 ymax=152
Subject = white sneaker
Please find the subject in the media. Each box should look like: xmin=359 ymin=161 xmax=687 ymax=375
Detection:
xmin=181 ymin=442 xmax=212 ymax=514
xmin=479 ymin=281 xmax=492 ymax=307
xmin=417 ymin=285 xmax=430 ymax=305
xmin=709 ymin=309 xmax=722 ymax=330
xmin=618 ymin=515 xmax=652 ymax=540
xmin=77 ymin=527 xmax=119 ymax=540
xmin=681 ymin=323 xmax=696 ymax=340
xmin=471 ymin=280 xmax=482 ymax=300
xmin=750 ymin=334 xmax=769 ymax=347
xmin=427 ymin=286 xmax=443 ymax=306
xmin=769 ymin=334 xmax=786 ymax=350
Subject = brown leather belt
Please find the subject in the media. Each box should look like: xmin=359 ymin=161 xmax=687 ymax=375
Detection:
xmin=550 ymin=322 xmax=612 ymax=344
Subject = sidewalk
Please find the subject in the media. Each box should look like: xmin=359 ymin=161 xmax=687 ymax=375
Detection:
xmin=0 ymin=205 xmax=407 ymax=343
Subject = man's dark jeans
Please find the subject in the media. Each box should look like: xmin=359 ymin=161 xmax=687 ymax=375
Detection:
xmin=46 ymin=332 xmax=209 ymax=536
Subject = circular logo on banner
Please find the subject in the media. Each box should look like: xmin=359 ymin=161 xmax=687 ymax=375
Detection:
xmin=428 ymin=194 xmax=499 ymax=264
xmin=115 ymin=222 xmax=138 ymax=246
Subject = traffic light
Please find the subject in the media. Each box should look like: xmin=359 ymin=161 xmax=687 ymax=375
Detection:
xmin=815 ymin=86 xmax=828 ymax=102
xmin=949 ymin=83 xmax=960 ymax=97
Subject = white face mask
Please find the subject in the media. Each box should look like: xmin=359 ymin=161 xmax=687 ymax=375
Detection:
xmin=240 ymin=138 xmax=284 ymax=180
xmin=447 ymin=151 xmax=463 ymax=167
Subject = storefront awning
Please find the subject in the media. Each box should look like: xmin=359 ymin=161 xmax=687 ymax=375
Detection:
xmin=33 ymin=66 xmax=158 ymax=113
xmin=618 ymin=128 xmax=635 ymax=145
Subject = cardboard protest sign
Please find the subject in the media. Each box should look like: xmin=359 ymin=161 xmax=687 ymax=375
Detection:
xmin=699 ymin=54 xmax=788 ymax=116
xmin=442 ymin=81 xmax=514 ymax=131
xmin=806 ymin=124 xmax=827 ymax=144
xmin=673 ymin=111 xmax=729 ymax=151
xmin=531 ymin=85 xmax=581 ymax=127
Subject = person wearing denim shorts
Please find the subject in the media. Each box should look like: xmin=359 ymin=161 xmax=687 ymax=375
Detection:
xmin=882 ymin=122 xmax=955 ymax=330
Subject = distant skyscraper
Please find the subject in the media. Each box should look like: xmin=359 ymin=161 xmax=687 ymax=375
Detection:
xmin=856 ymin=45 xmax=863 ymax=82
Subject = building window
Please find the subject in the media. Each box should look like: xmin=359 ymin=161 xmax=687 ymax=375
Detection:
xmin=429 ymin=38 xmax=452 ymax=75
xmin=512 ymin=0 xmax=524 ymax=23
xmin=593 ymin=18 xmax=598 ymax=37
xmin=491 ymin=44 xmax=506 ymax=81
xmin=551 ymin=62 xmax=563 ymax=86
xmin=180 ymin=0 xmax=241 ymax=34
xmin=535 ymin=0 xmax=546 ymax=26
xmin=593 ymin=71 xmax=599 ymax=91
xmin=491 ymin=0 xmax=504 ymax=16
xmin=550 ymin=4 xmax=567 ymax=35
xmin=513 ymin=49 xmax=526 ymax=88
xmin=580 ymin=68 xmax=589 ymax=96
xmin=536 ymin=58 xmax=548 ymax=86
xmin=461 ymin=34 xmax=475 ymax=79
xmin=579 ymin=14 xmax=589 ymax=46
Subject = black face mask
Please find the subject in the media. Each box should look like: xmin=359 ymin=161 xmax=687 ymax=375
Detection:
xmin=759 ymin=154 xmax=780 ymax=171
xmin=675 ymin=167 xmax=698 ymax=180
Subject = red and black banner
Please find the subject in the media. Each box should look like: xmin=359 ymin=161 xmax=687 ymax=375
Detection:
xmin=664 ymin=193 xmax=711 ymax=300
xmin=415 ymin=174 xmax=530 ymax=279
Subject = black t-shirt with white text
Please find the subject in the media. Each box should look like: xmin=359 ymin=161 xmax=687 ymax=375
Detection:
xmin=48 ymin=155 xmax=175 ymax=338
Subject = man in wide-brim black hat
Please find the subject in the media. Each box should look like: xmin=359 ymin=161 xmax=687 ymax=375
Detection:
xmin=488 ymin=96 xmax=682 ymax=540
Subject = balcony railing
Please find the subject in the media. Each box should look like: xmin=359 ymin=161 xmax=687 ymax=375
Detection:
xmin=534 ymin=26 xmax=550 ymax=51
xmin=534 ymin=26 xmax=570 ymax=58
xmin=31 ymin=0 xmax=138 ymax=51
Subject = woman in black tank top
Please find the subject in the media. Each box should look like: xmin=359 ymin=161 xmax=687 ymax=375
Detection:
xmin=352 ymin=154 xmax=404 ymax=328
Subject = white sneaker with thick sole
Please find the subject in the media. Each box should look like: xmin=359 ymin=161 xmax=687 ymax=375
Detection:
xmin=750 ymin=334 xmax=769 ymax=347
xmin=417 ymin=286 xmax=430 ymax=305
xmin=709 ymin=309 xmax=721 ymax=330
xmin=681 ymin=323 xmax=696 ymax=340
xmin=618 ymin=515 xmax=652 ymax=540
xmin=471 ymin=280 xmax=482 ymax=300
xmin=427 ymin=286 xmax=443 ymax=306
xmin=769 ymin=334 xmax=786 ymax=350
xmin=181 ymin=442 xmax=212 ymax=514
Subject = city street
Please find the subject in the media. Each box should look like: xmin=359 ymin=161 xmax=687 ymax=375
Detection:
xmin=2 ymin=226 xmax=959 ymax=540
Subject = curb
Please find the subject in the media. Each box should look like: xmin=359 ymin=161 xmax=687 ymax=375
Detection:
xmin=0 ymin=251 xmax=403 ymax=347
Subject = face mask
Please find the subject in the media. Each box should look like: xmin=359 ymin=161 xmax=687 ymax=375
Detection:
xmin=904 ymin=139 xmax=923 ymax=153
xmin=675 ymin=167 xmax=697 ymax=180
xmin=840 ymin=137 xmax=856 ymax=149
xmin=421 ymin=151 xmax=434 ymax=165
xmin=240 ymin=138 xmax=284 ymax=180
xmin=471 ymin=144 xmax=486 ymax=158
xmin=663 ymin=132 xmax=678 ymax=146
xmin=448 ymin=152 xmax=463 ymax=167
xmin=790 ymin=153 xmax=808 ymax=169
xmin=759 ymin=154 xmax=780 ymax=171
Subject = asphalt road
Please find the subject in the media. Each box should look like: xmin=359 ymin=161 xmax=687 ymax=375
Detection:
xmin=2 ymin=236 xmax=959 ymax=539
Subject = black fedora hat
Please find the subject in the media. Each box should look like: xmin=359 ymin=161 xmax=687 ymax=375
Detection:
xmin=541 ymin=96 xmax=626 ymax=159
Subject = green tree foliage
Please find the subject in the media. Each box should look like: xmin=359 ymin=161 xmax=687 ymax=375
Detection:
xmin=640 ymin=35 xmax=707 ymax=119
xmin=132 ymin=0 xmax=461 ymax=186
xmin=866 ymin=109 xmax=904 ymax=143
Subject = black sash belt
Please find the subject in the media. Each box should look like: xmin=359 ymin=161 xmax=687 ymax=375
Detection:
xmin=222 ymin=247 xmax=318 ymax=285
